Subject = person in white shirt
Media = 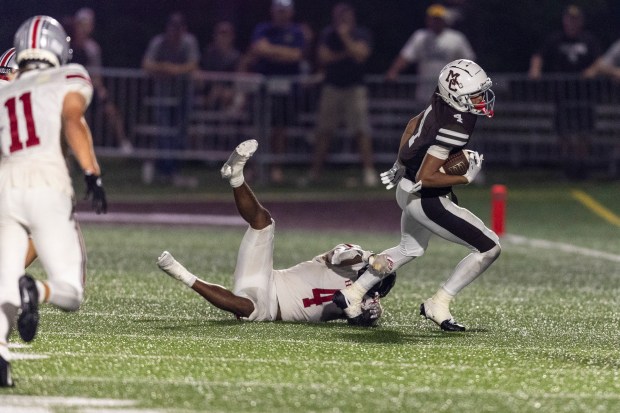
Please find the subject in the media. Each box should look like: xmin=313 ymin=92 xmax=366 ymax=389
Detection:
xmin=0 ymin=16 xmax=107 ymax=387
xmin=157 ymin=139 xmax=395 ymax=324
xmin=386 ymin=4 xmax=476 ymax=105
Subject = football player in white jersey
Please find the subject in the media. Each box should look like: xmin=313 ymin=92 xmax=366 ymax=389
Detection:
xmin=0 ymin=47 xmax=39 ymax=268
xmin=334 ymin=59 xmax=501 ymax=332
xmin=157 ymin=139 xmax=395 ymax=325
xmin=0 ymin=16 xmax=107 ymax=387
xmin=0 ymin=47 xmax=17 ymax=82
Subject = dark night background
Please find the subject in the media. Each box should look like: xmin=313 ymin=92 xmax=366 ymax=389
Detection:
xmin=1 ymin=0 xmax=619 ymax=74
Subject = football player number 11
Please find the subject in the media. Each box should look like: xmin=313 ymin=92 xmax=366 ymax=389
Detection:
xmin=4 ymin=92 xmax=41 ymax=153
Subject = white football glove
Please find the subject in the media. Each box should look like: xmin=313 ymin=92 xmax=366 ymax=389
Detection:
xmin=361 ymin=293 xmax=383 ymax=320
xmin=463 ymin=151 xmax=484 ymax=184
xmin=380 ymin=160 xmax=406 ymax=190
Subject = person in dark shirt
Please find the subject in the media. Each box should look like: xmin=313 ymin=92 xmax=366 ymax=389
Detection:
xmin=300 ymin=2 xmax=377 ymax=187
xmin=200 ymin=21 xmax=241 ymax=111
xmin=528 ymin=5 xmax=602 ymax=180
xmin=141 ymin=12 xmax=200 ymax=187
xmin=239 ymin=0 xmax=305 ymax=184
xmin=332 ymin=59 xmax=501 ymax=332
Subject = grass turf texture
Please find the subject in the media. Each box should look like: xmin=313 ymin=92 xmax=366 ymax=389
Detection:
xmin=3 ymin=177 xmax=620 ymax=413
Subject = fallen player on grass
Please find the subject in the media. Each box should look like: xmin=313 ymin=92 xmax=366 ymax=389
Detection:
xmin=157 ymin=139 xmax=395 ymax=326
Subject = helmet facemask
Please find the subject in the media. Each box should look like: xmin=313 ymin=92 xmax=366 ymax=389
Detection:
xmin=465 ymin=82 xmax=495 ymax=118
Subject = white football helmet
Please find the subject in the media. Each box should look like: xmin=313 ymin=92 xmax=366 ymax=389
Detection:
xmin=13 ymin=15 xmax=72 ymax=69
xmin=0 ymin=48 xmax=17 ymax=81
xmin=437 ymin=59 xmax=495 ymax=118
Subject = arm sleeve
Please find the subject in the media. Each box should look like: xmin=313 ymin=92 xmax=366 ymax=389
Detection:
xmin=427 ymin=144 xmax=450 ymax=160
xmin=63 ymin=64 xmax=94 ymax=106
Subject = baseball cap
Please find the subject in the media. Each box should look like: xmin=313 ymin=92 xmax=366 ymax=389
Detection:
xmin=426 ymin=4 xmax=447 ymax=19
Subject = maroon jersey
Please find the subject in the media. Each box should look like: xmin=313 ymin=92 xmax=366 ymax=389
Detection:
xmin=398 ymin=90 xmax=477 ymax=197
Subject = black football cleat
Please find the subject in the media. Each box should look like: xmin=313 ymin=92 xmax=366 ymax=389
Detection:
xmin=420 ymin=302 xmax=465 ymax=332
xmin=0 ymin=355 xmax=13 ymax=387
xmin=18 ymin=274 xmax=39 ymax=342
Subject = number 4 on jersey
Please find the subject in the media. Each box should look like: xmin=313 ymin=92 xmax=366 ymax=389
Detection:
xmin=4 ymin=92 xmax=41 ymax=153
xmin=302 ymin=288 xmax=339 ymax=308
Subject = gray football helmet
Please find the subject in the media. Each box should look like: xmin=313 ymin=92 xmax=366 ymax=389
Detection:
xmin=0 ymin=48 xmax=17 ymax=80
xmin=13 ymin=15 xmax=72 ymax=68
xmin=437 ymin=59 xmax=495 ymax=118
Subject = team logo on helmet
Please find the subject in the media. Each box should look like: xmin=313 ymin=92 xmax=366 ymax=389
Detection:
xmin=445 ymin=70 xmax=462 ymax=92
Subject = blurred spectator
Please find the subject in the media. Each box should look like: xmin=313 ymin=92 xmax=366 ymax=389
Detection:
xmin=201 ymin=21 xmax=240 ymax=72
xmin=298 ymin=21 xmax=317 ymax=76
xmin=527 ymin=5 xmax=602 ymax=180
xmin=142 ymin=12 xmax=200 ymax=187
xmin=301 ymin=2 xmax=376 ymax=187
xmin=71 ymin=8 xmax=132 ymax=154
xmin=200 ymin=21 xmax=241 ymax=111
xmin=584 ymin=38 xmax=620 ymax=82
xmin=385 ymin=3 xmax=475 ymax=106
xmin=238 ymin=0 xmax=305 ymax=184
xmin=528 ymin=5 xmax=601 ymax=79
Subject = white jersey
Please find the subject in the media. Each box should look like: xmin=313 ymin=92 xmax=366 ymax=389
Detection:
xmin=400 ymin=28 xmax=475 ymax=101
xmin=0 ymin=63 xmax=93 ymax=196
xmin=273 ymin=252 xmax=365 ymax=322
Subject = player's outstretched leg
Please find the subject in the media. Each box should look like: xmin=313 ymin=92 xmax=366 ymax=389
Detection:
xmin=221 ymin=139 xmax=258 ymax=188
xmin=156 ymin=251 xmax=254 ymax=318
xmin=17 ymin=274 xmax=39 ymax=342
xmin=420 ymin=295 xmax=465 ymax=332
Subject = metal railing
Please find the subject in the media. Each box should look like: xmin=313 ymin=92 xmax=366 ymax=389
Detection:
xmin=88 ymin=69 xmax=620 ymax=177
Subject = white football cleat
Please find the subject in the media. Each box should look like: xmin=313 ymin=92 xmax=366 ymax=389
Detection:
xmin=420 ymin=298 xmax=465 ymax=332
xmin=157 ymin=251 xmax=196 ymax=287
xmin=220 ymin=139 xmax=258 ymax=186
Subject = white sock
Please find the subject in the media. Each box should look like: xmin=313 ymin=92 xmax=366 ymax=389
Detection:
xmin=356 ymin=270 xmax=383 ymax=293
xmin=175 ymin=267 xmax=197 ymax=288
xmin=229 ymin=173 xmax=245 ymax=188
xmin=344 ymin=282 xmax=369 ymax=303
xmin=158 ymin=254 xmax=197 ymax=288
xmin=432 ymin=287 xmax=454 ymax=307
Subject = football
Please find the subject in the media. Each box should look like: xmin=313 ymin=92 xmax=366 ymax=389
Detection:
xmin=440 ymin=150 xmax=470 ymax=175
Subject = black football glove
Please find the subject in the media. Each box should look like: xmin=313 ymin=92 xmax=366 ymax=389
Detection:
xmin=84 ymin=172 xmax=108 ymax=214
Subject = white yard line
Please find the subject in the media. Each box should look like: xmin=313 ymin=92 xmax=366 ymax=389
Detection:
xmin=503 ymin=234 xmax=620 ymax=263
xmin=12 ymin=375 xmax=620 ymax=401
xmin=76 ymin=212 xmax=245 ymax=226
xmin=0 ymin=396 xmax=136 ymax=407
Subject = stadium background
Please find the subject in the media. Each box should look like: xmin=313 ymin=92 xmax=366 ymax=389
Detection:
xmin=2 ymin=0 xmax=620 ymax=73
xmin=1 ymin=3 xmax=619 ymax=412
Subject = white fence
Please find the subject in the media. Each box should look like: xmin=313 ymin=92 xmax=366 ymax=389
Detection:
xmin=88 ymin=69 xmax=620 ymax=177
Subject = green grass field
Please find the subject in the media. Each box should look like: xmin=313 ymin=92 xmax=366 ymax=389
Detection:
xmin=2 ymin=172 xmax=620 ymax=413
